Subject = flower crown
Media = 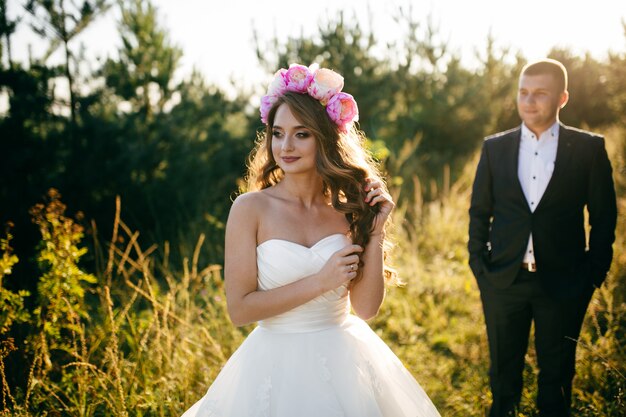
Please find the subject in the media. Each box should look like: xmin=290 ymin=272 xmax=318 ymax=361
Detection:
xmin=260 ymin=63 xmax=359 ymax=132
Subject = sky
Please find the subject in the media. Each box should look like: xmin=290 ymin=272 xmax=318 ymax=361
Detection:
xmin=6 ymin=0 xmax=626 ymax=95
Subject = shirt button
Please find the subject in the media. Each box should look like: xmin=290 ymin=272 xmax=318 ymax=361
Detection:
xmin=534 ymin=152 xmax=538 ymax=156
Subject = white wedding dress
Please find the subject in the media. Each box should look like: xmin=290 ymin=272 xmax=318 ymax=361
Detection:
xmin=181 ymin=233 xmax=441 ymax=417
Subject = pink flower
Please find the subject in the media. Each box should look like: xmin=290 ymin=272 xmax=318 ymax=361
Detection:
xmin=284 ymin=64 xmax=313 ymax=93
xmin=260 ymin=94 xmax=278 ymax=123
xmin=326 ymin=92 xmax=359 ymax=131
xmin=267 ymin=69 xmax=287 ymax=96
xmin=308 ymin=68 xmax=344 ymax=105
xmin=259 ymin=62 xmax=360 ymax=130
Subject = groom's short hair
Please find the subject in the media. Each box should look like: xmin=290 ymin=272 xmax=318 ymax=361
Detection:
xmin=521 ymin=58 xmax=568 ymax=93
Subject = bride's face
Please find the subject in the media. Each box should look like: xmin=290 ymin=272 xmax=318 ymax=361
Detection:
xmin=271 ymin=104 xmax=318 ymax=175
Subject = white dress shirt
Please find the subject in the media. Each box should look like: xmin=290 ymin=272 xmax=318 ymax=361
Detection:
xmin=518 ymin=122 xmax=559 ymax=264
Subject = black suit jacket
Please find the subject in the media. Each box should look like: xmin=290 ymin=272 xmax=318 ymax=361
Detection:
xmin=468 ymin=123 xmax=617 ymax=298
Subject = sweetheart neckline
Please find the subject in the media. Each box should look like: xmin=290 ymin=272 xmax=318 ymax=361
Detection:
xmin=257 ymin=233 xmax=348 ymax=250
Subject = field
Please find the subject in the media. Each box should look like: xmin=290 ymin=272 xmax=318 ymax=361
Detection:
xmin=1 ymin=140 xmax=624 ymax=417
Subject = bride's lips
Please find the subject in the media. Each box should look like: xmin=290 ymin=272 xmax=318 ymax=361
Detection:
xmin=281 ymin=157 xmax=300 ymax=163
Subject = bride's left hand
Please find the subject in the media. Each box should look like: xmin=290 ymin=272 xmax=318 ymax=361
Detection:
xmin=364 ymin=178 xmax=395 ymax=231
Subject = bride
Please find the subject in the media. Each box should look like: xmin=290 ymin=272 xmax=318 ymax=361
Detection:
xmin=181 ymin=63 xmax=441 ymax=417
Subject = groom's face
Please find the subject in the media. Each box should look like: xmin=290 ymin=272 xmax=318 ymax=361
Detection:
xmin=517 ymin=73 xmax=568 ymax=136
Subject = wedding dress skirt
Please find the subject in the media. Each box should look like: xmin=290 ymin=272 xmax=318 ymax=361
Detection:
xmin=181 ymin=234 xmax=441 ymax=417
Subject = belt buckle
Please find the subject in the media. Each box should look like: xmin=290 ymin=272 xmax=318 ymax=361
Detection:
xmin=527 ymin=263 xmax=536 ymax=272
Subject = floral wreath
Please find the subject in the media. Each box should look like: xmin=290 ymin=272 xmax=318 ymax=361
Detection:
xmin=260 ymin=63 xmax=359 ymax=132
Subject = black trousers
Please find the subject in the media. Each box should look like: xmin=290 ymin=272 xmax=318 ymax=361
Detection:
xmin=477 ymin=269 xmax=594 ymax=417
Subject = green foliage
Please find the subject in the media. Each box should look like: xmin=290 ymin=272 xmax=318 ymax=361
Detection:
xmin=2 ymin=193 xmax=244 ymax=416
xmin=0 ymin=191 xmax=100 ymax=414
xmin=0 ymin=223 xmax=29 ymax=335
xmin=1 ymin=0 xmax=253 ymax=276
xmin=77 ymin=0 xmax=252 ymax=265
xmin=24 ymin=0 xmax=110 ymax=135
xmin=29 ymin=188 xmax=97 ymax=347
xmin=0 ymin=0 xmax=18 ymax=65
xmin=102 ymin=0 xmax=181 ymax=118
xmin=24 ymin=0 xmax=110 ymax=49
xmin=549 ymin=49 xmax=616 ymax=129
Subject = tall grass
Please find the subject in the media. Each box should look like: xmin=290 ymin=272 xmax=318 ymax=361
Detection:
xmin=372 ymin=160 xmax=493 ymax=415
xmin=1 ymin=131 xmax=624 ymax=416
xmin=1 ymin=193 xmax=244 ymax=416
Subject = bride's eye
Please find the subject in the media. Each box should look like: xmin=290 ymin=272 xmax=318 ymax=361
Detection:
xmin=272 ymin=130 xmax=283 ymax=138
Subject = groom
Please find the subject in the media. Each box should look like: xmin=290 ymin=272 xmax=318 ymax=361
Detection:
xmin=468 ymin=58 xmax=617 ymax=417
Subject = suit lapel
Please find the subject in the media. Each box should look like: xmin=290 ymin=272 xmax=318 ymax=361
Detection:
xmin=535 ymin=123 xmax=574 ymax=211
xmin=505 ymin=127 xmax=530 ymax=210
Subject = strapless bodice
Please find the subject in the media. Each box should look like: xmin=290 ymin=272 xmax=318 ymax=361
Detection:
xmin=256 ymin=233 xmax=351 ymax=332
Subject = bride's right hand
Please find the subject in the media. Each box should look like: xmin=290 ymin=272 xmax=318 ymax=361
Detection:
xmin=316 ymin=244 xmax=363 ymax=292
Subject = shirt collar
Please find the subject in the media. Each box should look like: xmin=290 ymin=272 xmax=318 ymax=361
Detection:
xmin=521 ymin=122 xmax=560 ymax=143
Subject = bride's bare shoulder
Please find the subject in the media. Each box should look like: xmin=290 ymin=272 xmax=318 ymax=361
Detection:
xmin=229 ymin=189 xmax=275 ymax=215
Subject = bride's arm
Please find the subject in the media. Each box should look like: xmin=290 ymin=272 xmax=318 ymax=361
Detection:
xmin=349 ymin=181 xmax=394 ymax=320
xmin=349 ymin=233 xmax=386 ymax=320
xmin=224 ymin=193 xmax=362 ymax=327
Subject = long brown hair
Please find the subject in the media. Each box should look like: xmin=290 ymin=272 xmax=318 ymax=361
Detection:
xmin=245 ymin=92 xmax=397 ymax=283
